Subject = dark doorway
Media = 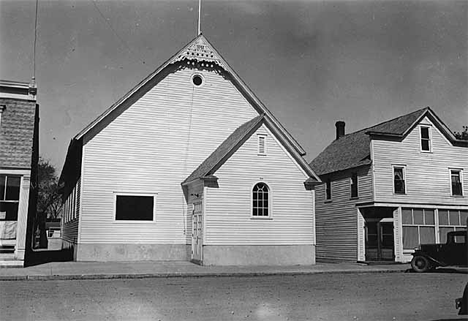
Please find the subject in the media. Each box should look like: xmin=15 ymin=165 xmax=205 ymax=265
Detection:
xmin=365 ymin=221 xmax=394 ymax=261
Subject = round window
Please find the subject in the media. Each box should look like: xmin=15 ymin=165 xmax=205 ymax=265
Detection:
xmin=192 ymin=74 xmax=203 ymax=86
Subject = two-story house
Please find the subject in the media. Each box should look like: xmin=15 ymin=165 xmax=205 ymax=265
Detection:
xmin=310 ymin=107 xmax=468 ymax=263
xmin=59 ymin=34 xmax=320 ymax=265
xmin=0 ymin=80 xmax=39 ymax=267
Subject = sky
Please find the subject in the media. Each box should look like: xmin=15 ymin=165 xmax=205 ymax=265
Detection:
xmin=1 ymin=0 xmax=467 ymax=171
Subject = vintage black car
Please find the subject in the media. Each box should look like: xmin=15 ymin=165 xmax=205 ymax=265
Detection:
xmin=411 ymin=230 xmax=467 ymax=273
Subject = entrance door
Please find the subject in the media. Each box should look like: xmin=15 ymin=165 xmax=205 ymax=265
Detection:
xmin=191 ymin=201 xmax=203 ymax=264
xmin=365 ymin=221 xmax=394 ymax=261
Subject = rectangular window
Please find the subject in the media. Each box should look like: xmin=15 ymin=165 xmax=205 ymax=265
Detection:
xmin=0 ymin=175 xmax=20 ymax=221
xmin=258 ymin=135 xmax=266 ymax=155
xmin=420 ymin=126 xmax=431 ymax=151
xmin=115 ymin=195 xmax=155 ymax=221
xmin=393 ymin=166 xmax=406 ymax=194
xmin=438 ymin=209 xmax=467 ymax=243
xmin=350 ymin=173 xmax=358 ymax=198
xmin=402 ymin=208 xmax=435 ymax=250
xmin=450 ymin=170 xmax=463 ymax=196
xmin=325 ymin=179 xmax=331 ymax=200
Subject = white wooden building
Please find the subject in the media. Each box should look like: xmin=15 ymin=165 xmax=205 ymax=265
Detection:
xmin=310 ymin=107 xmax=468 ymax=263
xmin=60 ymin=35 xmax=320 ymax=265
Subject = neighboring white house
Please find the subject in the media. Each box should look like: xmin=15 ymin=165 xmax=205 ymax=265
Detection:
xmin=310 ymin=107 xmax=468 ymax=263
xmin=59 ymin=35 xmax=320 ymax=265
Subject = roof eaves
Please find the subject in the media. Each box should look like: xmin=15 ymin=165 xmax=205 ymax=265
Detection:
xmin=200 ymin=37 xmax=307 ymax=156
xmin=317 ymin=161 xmax=372 ymax=177
xmin=262 ymin=116 xmax=321 ymax=182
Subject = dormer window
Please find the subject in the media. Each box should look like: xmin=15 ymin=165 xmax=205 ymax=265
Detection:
xmin=258 ymin=135 xmax=266 ymax=155
xmin=420 ymin=126 xmax=431 ymax=152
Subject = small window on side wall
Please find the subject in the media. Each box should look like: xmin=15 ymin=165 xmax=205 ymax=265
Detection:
xmin=351 ymin=173 xmax=358 ymax=198
xmin=420 ymin=126 xmax=431 ymax=152
xmin=258 ymin=135 xmax=266 ymax=155
xmin=325 ymin=179 xmax=332 ymax=200
xmin=451 ymin=169 xmax=463 ymax=196
xmin=115 ymin=195 xmax=155 ymax=221
xmin=394 ymin=166 xmax=406 ymax=194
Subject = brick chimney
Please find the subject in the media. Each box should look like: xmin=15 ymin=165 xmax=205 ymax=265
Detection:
xmin=335 ymin=121 xmax=345 ymax=140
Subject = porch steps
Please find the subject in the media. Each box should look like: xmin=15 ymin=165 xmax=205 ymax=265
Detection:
xmin=0 ymin=253 xmax=24 ymax=268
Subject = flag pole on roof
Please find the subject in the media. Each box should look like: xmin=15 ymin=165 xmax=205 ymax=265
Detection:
xmin=198 ymin=0 xmax=202 ymax=35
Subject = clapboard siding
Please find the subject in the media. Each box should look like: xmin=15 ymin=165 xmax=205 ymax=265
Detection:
xmin=79 ymin=67 xmax=258 ymax=244
xmin=204 ymin=125 xmax=314 ymax=245
xmin=373 ymin=117 xmax=468 ymax=205
xmin=315 ymin=166 xmax=373 ymax=262
xmin=61 ymin=179 xmax=81 ymax=245
xmin=62 ymin=220 xmax=79 ymax=244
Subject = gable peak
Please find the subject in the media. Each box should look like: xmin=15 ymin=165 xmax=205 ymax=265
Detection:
xmin=173 ymin=35 xmax=225 ymax=69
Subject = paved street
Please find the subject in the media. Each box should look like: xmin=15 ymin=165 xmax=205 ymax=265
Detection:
xmin=1 ymin=271 xmax=467 ymax=321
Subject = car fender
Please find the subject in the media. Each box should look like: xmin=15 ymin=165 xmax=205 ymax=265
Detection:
xmin=411 ymin=251 xmax=446 ymax=267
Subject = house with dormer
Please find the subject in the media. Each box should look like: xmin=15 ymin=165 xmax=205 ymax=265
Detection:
xmin=0 ymin=80 xmax=39 ymax=267
xmin=310 ymin=107 xmax=468 ymax=263
xmin=59 ymin=35 xmax=320 ymax=265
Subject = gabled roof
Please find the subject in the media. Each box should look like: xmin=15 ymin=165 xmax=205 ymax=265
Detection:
xmin=73 ymin=34 xmax=306 ymax=155
xmin=310 ymin=107 xmax=467 ymax=176
xmin=183 ymin=115 xmax=263 ymax=184
xmin=183 ymin=114 xmax=320 ymax=185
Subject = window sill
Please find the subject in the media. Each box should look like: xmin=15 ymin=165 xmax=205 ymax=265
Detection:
xmin=393 ymin=192 xmax=406 ymax=195
xmin=451 ymin=195 xmax=465 ymax=198
xmin=250 ymin=217 xmax=273 ymax=220
xmin=113 ymin=220 xmax=157 ymax=224
xmin=324 ymin=200 xmax=332 ymax=204
xmin=350 ymin=197 xmax=359 ymax=200
xmin=257 ymin=153 xmax=267 ymax=156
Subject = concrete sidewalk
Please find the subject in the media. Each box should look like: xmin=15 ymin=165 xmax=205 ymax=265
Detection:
xmin=0 ymin=260 xmax=411 ymax=281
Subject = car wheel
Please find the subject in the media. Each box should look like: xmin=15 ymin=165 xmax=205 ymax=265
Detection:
xmin=411 ymin=255 xmax=431 ymax=273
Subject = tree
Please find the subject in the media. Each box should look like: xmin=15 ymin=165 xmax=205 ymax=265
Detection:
xmin=454 ymin=126 xmax=468 ymax=140
xmin=35 ymin=157 xmax=62 ymax=248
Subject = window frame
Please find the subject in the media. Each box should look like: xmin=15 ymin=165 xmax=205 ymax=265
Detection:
xmin=402 ymin=208 xmax=436 ymax=251
xmin=438 ymin=209 xmax=468 ymax=243
xmin=420 ymin=126 xmax=432 ymax=152
xmin=113 ymin=192 xmax=157 ymax=223
xmin=350 ymin=172 xmax=358 ymax=199
xmin=251 ymin=182 xmax=272 ymax=219
xmin=191 ymin=73 xmax=205 ymax=87
xmin=393 ymin=165 xmax=406 ymax=194
xmin=257 ymin=134 xmax=267 ymax=156
xmin=449 ymin=168 xmax=463 ymax=196
xmin=0 ymin=174 xmax=21 ymax=221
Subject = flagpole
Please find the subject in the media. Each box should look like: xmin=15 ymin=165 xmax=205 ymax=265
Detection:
xmin=198 ymin=0 xmax=201 ymax=35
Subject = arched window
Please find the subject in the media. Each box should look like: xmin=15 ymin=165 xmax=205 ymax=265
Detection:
xmin=252 ymin=182 xmax=269 ymax=217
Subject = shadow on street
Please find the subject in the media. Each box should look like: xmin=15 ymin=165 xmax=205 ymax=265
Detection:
xmin=26 ymin=248 xmax=73 ymax=267
xmin=405 ymin=268 xmax=468 ymax=274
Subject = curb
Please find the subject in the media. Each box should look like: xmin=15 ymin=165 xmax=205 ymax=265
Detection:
xmin=0 ymin=268 xmax=408 ymax=281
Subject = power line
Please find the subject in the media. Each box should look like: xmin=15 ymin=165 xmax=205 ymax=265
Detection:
xmin=90 ymin=0 xmax=146 ymax=65
xmin=32 ymin=0 xmax=39 ymax=83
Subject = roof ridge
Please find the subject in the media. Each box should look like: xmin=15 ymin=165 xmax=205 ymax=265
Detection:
xmin=339 ymin=106 xmax=430 ymax=138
